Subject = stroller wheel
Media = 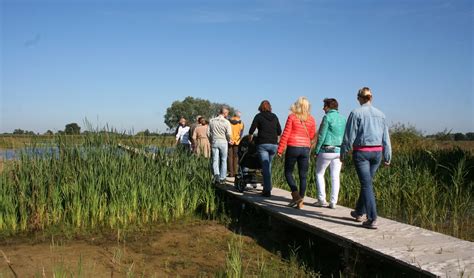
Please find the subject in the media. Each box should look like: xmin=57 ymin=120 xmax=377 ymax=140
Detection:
xmin=234 ymin=178 xmax=246 ymax=193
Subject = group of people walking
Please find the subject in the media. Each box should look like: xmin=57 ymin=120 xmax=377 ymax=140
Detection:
xmin=175 ymin=87 xmax=391 ymax=229
xmin=174 ymin=108 xmax=245 ymax=183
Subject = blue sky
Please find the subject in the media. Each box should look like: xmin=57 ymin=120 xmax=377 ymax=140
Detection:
xmin=1 ymin=0 xmax=473 ymax=134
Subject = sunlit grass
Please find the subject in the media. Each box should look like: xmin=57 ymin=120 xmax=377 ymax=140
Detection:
xmin=0 ymin=131 xmax=473 ymax=241
xmin=272 ymin=145 xmax=474 ymax=241
xmin=0 ymin=132 xmax=216 ymax=234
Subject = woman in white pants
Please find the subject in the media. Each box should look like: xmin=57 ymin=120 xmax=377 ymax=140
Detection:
xmin=314 ymin=98 xmax=347 ymax=208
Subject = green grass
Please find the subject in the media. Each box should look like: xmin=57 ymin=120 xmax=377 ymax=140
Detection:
xmin=217 ymin=235 xmax=319 ymax=278
xmin=0 ymin=132 xmax=217 ymax=234
xmin=1 ymin=132 xmax=473 ymax=242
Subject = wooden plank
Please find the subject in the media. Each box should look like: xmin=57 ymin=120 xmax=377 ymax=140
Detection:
xmin=216 ymin=180 xmax=474 ymax=277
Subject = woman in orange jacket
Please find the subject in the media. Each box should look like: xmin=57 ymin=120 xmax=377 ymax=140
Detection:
xmin=277 ymin=97 xmax=317 ymax=209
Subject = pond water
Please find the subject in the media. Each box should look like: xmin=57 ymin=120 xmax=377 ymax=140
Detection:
xmin=0 ymin=147 xmax=59 ymax=160
xmin=0 ymin=145 xmax=175 ymax=160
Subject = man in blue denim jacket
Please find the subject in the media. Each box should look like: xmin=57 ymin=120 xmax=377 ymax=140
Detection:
xmin=341 ymin=87 xmax=392 ymax=229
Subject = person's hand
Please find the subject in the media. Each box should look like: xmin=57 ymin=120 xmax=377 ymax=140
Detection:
xmin=277 ymin=153 xmax=282 ymax=158
xmin=248 ymin=135 xmax=253 ymax=142
xmin=384 ymin=161 xmax=391 ymax=167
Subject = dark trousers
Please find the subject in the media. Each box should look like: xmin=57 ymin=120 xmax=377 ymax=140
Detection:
xmin=227 ymin=144 xmax=239 ymax=177
xmin=284 ymin=146 xmax=310 ymax=197
xmin=353 ymin=151 xmax=382 ymax=221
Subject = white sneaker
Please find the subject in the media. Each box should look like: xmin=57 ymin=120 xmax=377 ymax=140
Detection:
xmin=328 ymin=203 xmax=336 ymax=209
xmin=313 ymin=200 xmax=328 ymax=207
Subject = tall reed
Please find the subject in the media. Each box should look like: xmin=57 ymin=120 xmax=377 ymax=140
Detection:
xmin=0 ymin=132 xmax=217 ymax=234
xmin=272 ymin=146 xmax=474 ymax=241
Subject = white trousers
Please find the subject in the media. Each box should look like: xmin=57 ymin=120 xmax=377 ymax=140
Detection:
xmin=315 ymin=152 xmax=342 ymax=204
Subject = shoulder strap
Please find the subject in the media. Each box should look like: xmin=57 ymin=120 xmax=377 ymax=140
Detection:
xmin=300 ymin=119 xmax=310 ymax=139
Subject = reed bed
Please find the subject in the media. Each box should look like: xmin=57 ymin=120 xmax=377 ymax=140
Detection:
xmin=0 ymin=133 xmax=217 ymax=234
xmin=272 ymin=146 xmax=474 ymax=241
xmin=1 ymin=132 xmax=473 ymax=242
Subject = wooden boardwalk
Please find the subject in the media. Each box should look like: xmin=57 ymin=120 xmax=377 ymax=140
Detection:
xmin=217 ymin=180 xmax=474 ymax=277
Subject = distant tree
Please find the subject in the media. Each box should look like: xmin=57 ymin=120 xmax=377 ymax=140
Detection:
xmin=136 ymin=129 xmax=152 ymax=136
xmin=466 ymin=132 xmax=474 ymax=141
xmin=44 ymin=130 xmax=54 ymax=136
xmin=453 ymin=133 xmax=467 ymax=141
xmin=164 ymin=96 xmax=236 ymax=129
xmin=428 ymin=129 xmax=453 ymax=141
xmin=13 ymin=129 xmax=25 ymax=135
xmin=65 ymin=123 xmax=81 ymax=135
xmin=211 ymin=102 xmax=236 ymax=117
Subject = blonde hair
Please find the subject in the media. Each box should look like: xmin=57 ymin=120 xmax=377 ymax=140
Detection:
xmin=290 ymin=97 xmax=311 ymax=121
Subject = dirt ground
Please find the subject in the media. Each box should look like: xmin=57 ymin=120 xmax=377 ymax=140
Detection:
xmin=0 ymin=220 xmax=285 ymax=277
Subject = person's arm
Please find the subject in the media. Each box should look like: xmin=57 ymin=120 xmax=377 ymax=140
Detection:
xmin=382 ymin=117 xmax=392 ymax=165
xmin=207 ymin=122 xmax=212 ymax=141
xmin=309 ymin=117 xmax=317 ymax=141
xmin=192 ymin=127 xmax=198 ymax=142
xmin=226 ymin=120 xmax=232 ymax=143
xmin=315 ymin=116 xmax=329 ymax=155
xmin=176 ymin=126 xmax=181 ymax=143
xmin=238 ymin=123 xmax=244 ymax=144
xmin=277 ymin=115 xmax=293 ymax=155
xmin=340 ymin=112 xmax=358 ymax=160
xmin=249 ymin=116 xmax=258 ymax=135
xmin=276 ymin=116 xmax=282 ymax=136
xmin=248 ymin=116 xmax=258 ymax=142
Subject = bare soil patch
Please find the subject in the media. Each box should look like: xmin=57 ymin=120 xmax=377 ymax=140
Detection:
xmin=0 ymin=220 xmax=286 ymax=277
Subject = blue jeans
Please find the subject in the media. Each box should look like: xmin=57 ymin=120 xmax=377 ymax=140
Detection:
xmin=285 ymin=146 xmax=310 ymax=197
xmin=257 ymin=144 xmax=278 ymax=193
xmin=353 ymin=151 xmax=382 ymax=221
xmin=212 ymin=141 xmax=228 ymax=181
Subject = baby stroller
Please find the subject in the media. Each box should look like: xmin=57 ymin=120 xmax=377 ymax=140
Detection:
xmin=234 ymin=135 xmax=264 ymax=192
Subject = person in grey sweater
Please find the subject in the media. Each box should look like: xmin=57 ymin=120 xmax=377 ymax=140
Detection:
xmin=208 ymin=106 xmax=233 ymax=184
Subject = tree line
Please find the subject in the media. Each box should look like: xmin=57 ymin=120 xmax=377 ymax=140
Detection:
xmin=4 ymin=97 xmax=472 ymax=140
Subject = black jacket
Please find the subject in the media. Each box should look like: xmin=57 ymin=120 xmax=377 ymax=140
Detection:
xmin=249 ymin=112 xmax=282 ymax=145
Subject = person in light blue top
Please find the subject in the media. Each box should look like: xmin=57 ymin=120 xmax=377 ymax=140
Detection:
xmin=314 ymin=98 xmax=346 ymax=209
xmin=341 ymin=87 xmax=392 ymax=229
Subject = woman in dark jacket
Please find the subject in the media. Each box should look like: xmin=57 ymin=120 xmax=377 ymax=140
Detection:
xmin=249 ymin=100 xmax=282 ymax=197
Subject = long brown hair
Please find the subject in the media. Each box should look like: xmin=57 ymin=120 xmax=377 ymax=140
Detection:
xmin=258 ymin=100 xmax=272 ymax=112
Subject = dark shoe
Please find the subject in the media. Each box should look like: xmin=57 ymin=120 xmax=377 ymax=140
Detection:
xmin=260 ymin=191 xmax=271 ymax=197
xmin=350 ymin=211 xmax=364 ymax=222
xmin=213 ymin=175 xmax=220 ymax=184
xmin=219 ymin=179 xmax=227 ymax=185
xmin=362 ymin=220 xmax=378 ymax=229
